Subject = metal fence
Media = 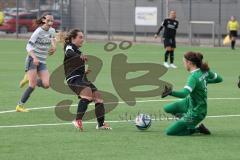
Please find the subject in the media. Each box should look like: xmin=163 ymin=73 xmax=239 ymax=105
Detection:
xmin=0 ymin=0 xmax=71 ymax=36
xmin=0 ymin=0 xmax=240 ymax=46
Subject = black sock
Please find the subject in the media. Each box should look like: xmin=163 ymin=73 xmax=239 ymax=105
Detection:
xmin=170 ymin=50 xmax=174 ymax=64
xmin=165 ymin=50 xmax=169 ymax=62
xmin=231 ymin=40 xmax=236 ymax=49
xmin=76 ymin=98 xmax=91 ymax=120
xmin=37 ymin=79 xmax=44 ymax=88
xmin=18 ymin=86 xmax=35 ymax=105
xmin=95 ymin=103 xmax=105 ymax=127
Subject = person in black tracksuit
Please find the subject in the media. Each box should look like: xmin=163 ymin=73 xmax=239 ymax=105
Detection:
xmin=155 ymin=10 xmax=179 ymax=69
xmin=63 ymin=29 xmax=111 ymax=131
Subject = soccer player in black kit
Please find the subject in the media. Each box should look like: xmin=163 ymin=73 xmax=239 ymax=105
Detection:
xmin=154 ymin=10 xmax=179 ymax=69
xmin=63 ymin=29 xmax=112 ymax=131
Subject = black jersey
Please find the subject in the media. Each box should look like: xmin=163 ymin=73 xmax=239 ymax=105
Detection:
xmin=156 ymin=18 xmax=179 ymax=39
xmin=64 ymin=43 xmax=85 ymax=81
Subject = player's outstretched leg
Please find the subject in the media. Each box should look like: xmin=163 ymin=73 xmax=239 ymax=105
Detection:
xmin=72 ymin=87 xmax=92 ymax=131
xmin=163 ymin=99 xmax=188 ymax=118
xmin=37 ymin=70 xmax=50 ymax=89
xmin=93 ymin=91 xmax=112 ymax=130
xmin=16 ymin=70 xmax=37 ymax=112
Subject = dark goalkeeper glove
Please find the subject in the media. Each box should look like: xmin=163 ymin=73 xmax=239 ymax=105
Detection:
xmin=161 ymin=86 xmax=172 ymax=98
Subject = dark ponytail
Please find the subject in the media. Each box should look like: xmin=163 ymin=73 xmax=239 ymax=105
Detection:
xmin=184 ymin=51 xmax=210 ymax=72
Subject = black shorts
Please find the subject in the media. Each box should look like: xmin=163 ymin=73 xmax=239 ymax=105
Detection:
xmin=67 ymin=74 xmax=98 ymax=96
xmin=163 ymin=38 xmax=176 ymax=48
xmin=229 ymin=31 xmax=238 ymax=38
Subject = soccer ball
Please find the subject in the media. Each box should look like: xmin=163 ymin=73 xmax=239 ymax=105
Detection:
xmin=135 ymin=113 xmax=152 ymax=130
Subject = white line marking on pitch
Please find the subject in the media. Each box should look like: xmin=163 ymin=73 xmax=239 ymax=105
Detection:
xmin=0 ymin=97 xmax=240 ymax=114
xmin=0 ymin=114 xmax=240 ymax=129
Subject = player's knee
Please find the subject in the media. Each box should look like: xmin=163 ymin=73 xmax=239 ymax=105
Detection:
xmin=80 ymin=87 xmax=93 ymax=101
xmin=165 ymin=129 xmax=176 ymax=136
xmin=29 ymin=81 xmax=37 ymax=88
xmin=29 ymin=85 xmax=36 ymax=89
xmin=95 ymin=98 xmax=103 ymax=104
xmin=165 ymin=126 xmax=178 ymax=136
xmin=81 ymin=95 xmax=93 ymax=102
xmin=163 ymin=104 xmax=172 ymax=113
xmin=93 ymin=91 xmax=103 ymax=103
xmin=42 ymin=81 xmax=50 ymax=89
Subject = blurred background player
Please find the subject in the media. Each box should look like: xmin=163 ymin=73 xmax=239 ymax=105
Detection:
xmin=63 ymin=29 xmax=111 ymax=131
xmin=16 ymin=13 xmax=56 ymax=112
xmin=227 ymin=16 xmax=239 ymax=50
xmin=238 ymin=76 xmax=240 ymax=88
xmin=0 ymin=10 xmax=4 ymax=25
xmin=162 ymin=51 xmax=223 ymax=136
xmin=154 ymin=10 xmax=179 ymax=69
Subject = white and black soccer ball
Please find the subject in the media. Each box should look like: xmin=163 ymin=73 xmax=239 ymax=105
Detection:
xmin=135 ymin=114 xmax=152 ymax=130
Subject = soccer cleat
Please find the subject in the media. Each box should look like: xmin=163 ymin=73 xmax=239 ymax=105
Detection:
xmin=16 ymin=105 xmax=29 ymax=112
xmin=169 ymin=63 xmax=177 ymax=69
xmin=163 ymin=62 xmax=170 ymax=68
xmin=96 ymin=123 xmax=112 ymax=130
xmin=19 ymin=74 xmax=29 ymax=88
xmin=72 ymin=119 xmax=83 ymax=131
xmin=198 ymin=123 xmax=211 ymax=135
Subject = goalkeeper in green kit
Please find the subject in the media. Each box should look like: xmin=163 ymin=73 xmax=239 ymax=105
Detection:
xmin=162 ymin=51 xmax=223 ymax=136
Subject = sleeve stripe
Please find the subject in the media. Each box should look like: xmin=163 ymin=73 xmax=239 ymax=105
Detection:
xmin=65 ymin=45 xmax=74 ymax=55
xmin=213 ymin=73 xmax=218 ymax=80
xmin=184 ymin=86 xmax=193 ymax=92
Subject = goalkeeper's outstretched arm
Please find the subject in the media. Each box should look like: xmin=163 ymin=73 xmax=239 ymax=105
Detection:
xmin=161 ymin=86 xmax=191 ymax=99
xmin=170 ymin=89 xmax=191 ymax=98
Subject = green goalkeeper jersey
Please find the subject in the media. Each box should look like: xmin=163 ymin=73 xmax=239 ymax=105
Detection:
xmin=171 ymin=68 xmax=223 ymax=116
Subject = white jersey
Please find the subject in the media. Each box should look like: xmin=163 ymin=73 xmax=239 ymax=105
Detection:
xmin=26 ymin=27 xmax=55 ymax=64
